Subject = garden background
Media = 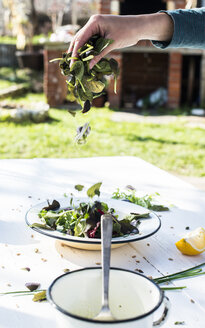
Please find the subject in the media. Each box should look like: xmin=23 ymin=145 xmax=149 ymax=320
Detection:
xmin=0 ymin=0 xmax=204 ymax=190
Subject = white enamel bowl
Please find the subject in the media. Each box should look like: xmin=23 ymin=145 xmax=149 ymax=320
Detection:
xmin=47 ymin=267 xmax=170 ymax=327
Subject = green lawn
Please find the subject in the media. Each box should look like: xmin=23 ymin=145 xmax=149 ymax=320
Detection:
xmin=0 ymin=93 xmax=205 ymax=177
xmin=0 ymin=67 xmax=37 ymax=90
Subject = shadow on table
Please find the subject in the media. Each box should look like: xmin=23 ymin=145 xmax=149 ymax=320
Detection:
xmin=0 ymin=220 xmax=38 ymax=245
xmin=55 ymin=240 xmax=139 ymax=269
xmin=0 ymin=305 xmax=56 ymax=328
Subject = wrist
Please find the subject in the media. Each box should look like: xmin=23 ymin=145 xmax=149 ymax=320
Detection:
xmin=134 ymin=13 xmax=174 ymax=42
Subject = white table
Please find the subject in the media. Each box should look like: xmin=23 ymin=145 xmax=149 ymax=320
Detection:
xmin=0 ymin=156 xmax=204 ymax=328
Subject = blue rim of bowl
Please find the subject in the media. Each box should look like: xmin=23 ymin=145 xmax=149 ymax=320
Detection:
xmin=25 ymin=199 xmax=161 ymax=245
xmin=47 ymin=267 xmax=164 ymax=324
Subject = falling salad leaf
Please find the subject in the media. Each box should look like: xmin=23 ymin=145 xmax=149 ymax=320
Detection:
xmin=75 ymin=184 xmax=84 ymax=191
xmin=87 ymin=182 xmax=102 ymax=198
xmin=75 ymin=123 xmax=91 ymax=144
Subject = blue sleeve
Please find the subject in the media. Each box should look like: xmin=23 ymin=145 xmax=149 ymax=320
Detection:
xmin=152 ymin=8 xmax=205 ymax=49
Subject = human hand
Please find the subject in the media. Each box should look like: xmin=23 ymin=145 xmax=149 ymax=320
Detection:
xmin=68 ymin=13 xmax=173 ymax=68
xmin=68 ymin=14 xmax=141 ymax=69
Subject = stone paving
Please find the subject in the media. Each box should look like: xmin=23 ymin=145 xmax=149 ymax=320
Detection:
xmin=111 ymin=111 xmax=205 ymax=128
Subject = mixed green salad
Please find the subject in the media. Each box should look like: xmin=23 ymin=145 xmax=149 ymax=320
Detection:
xmin=32 ymin=198 xmax=149 ymax=239
xmin=31 ymin=182 xmax=169 ymax=239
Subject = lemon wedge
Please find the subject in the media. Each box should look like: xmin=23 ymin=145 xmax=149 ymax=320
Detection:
xmin=175 ymin=227 xmax=205 ymax=255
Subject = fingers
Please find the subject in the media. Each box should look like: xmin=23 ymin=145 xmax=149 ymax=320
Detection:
xmin=68 ymin=15 xmax=100 ymax=66
xmin=68 ymin=30 xmax=93 ymax=67
xmin=68 ymin=39 xmax=74 ymax=54
xmin=89 ymin=43 xmax=114 ymax=69
xmin=68 ymin=14 xmax=108 ymax=67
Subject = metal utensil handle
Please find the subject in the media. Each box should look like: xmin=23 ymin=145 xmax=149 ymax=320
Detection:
xmin=153 ymin=295 xmax=171 ymax=327
xmin=101 ymin=214 xmax=113 ymax=308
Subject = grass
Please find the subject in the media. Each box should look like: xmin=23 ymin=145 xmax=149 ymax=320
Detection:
xmin=0 ymin=34 xmax=47 ymax=45
xmin=0 ymin=92 xmax=205 ymax=177
xmin=0 ymin=67 xmax=33 ymax=90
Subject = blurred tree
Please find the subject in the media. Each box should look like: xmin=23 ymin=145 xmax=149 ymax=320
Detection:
xmin=2 ymin=0 xmax=37 ymax=50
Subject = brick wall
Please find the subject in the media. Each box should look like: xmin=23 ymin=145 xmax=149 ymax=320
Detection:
xmin=97 ymin=0 xmax=111 ymax=14
xmin=165 ymin=0 xmax=186 ymax=9
xmin=122 ymin=52 xmax=169 ymax=107
xmin=175 ymin=0 xmax=186 ymax=9
xmin=167 ymin=53 xmax=183 ymax=108
xmin=164 ymin=0 xmax=186 ymax=108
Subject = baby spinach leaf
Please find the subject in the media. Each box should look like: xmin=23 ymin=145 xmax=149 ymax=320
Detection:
xmin=93 ymin=59 xmax=111 ymax=73
xmin=95 ymin=37 xmax=113 ymax=54
xmin=82 ymin=99 xmax=91 ymax=113
xmin=51 ymin=35 xmax=120 ymax=144
xmin=84 ymin=79 xmax=105 ymax=93
xmin=70 ymin=60 xmax=84 ymax=81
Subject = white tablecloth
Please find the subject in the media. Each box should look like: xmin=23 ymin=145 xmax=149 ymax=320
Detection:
xmin=0 ymin=156 xmax=204 ymax=327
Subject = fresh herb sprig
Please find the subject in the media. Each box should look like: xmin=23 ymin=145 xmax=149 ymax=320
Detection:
xmin=112 ymin=187 xmax=169 ymax=211
xmin=154 ymin=262 xmax=205 ymax=284
xmin=0 ymin=289 xmax=47 ymax=302
xmin=2 ymin=263 xmax=204 ymax=301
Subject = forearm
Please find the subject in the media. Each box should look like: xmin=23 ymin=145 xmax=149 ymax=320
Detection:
xmin=134 ymin=13 xmax=174 ymax=42
xmin=69 ymin=8 xmax=205 ymax=67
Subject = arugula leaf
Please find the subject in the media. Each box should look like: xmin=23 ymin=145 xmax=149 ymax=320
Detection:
xmin=112 ymin=188 xmax=170 ymax=211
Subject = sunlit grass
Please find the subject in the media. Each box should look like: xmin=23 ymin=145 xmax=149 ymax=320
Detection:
xmin=0 ymin=92 xmax=205 ymax=177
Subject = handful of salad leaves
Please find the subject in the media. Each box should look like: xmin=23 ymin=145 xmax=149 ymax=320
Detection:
xmin=50 ymin=35 xmax=119 ymax=114
xmin=50 ymin=35 xmax=119 ymax=144
xmin=32 ymin=183 xmax=149 ymax=239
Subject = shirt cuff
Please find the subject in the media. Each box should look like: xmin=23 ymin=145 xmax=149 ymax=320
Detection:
xmin=152 ymin=8 xmax=205 ymax=50
xmin=151 ymin=11 xmax=176 ymax=49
